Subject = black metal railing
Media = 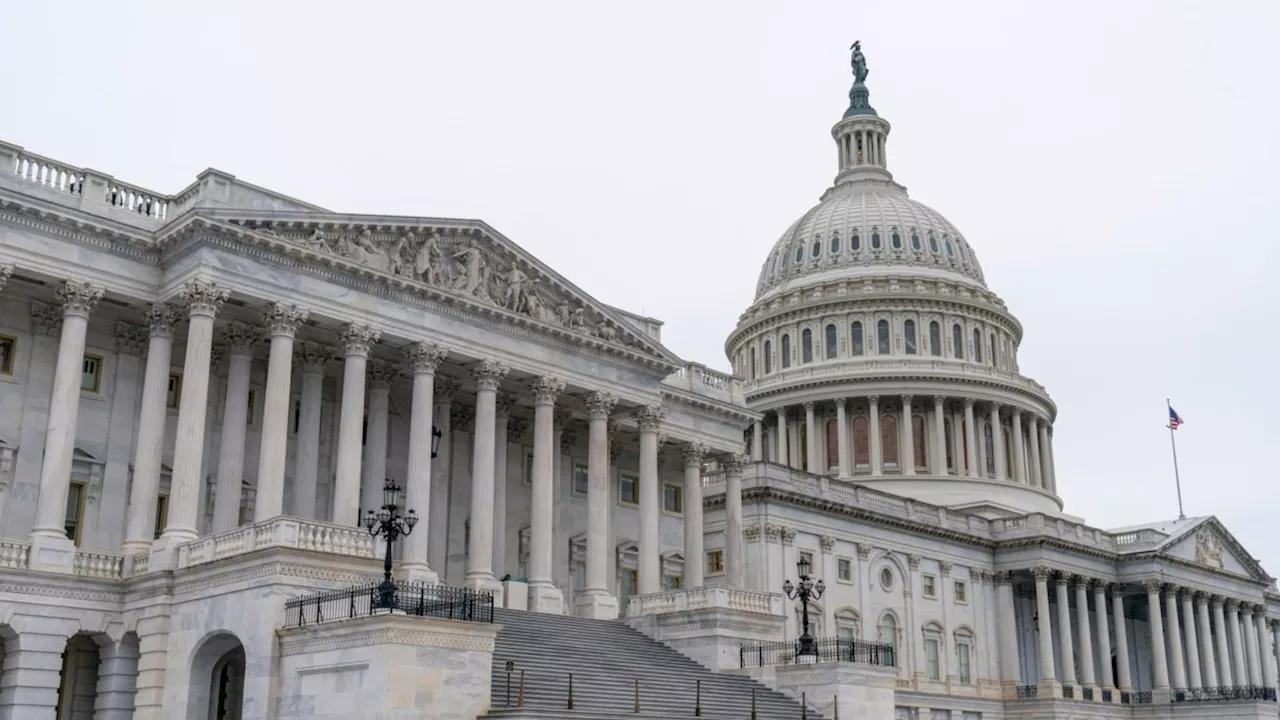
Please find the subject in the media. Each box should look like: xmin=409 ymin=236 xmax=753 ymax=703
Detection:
xmin=1062 ymin=685 xmax=1074 ymax=699
xmin=1134 ymin=691 xmax=1152 ymax=704
xmin=1082 ymin=686 xmax=1093 ymax=701
xmin=1016 ymin=685 xmax=1038 ymax=699
xmin=738 ymin=637 xmax=895 ymax=669
xmin=283 ymin=581 xmax=494 ymax=628
xmin=1177 ymin=686 xmax=1278 ymax=702
xmin=1101 ymin=689 xmax=1113 ymax=703
xmin=1120 ymin=691 xmax=1131 ymax=704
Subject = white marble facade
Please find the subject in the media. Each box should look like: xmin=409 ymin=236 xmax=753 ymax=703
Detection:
xmin=0 ymin=53 xmax=1276 ymax=720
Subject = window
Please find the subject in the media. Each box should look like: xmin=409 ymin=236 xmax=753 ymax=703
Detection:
xmin=911 ymin=232 xmax=922 ymax=250
xmin=621 ymin=569 xmax=638 ymax=598
xmin=924 ymin=637 xmax=941 ymax=680
xmin=763 ymin=340 xmax=772 ymax=374
xmin=852 ymin=416 xmax=870 ymax=467
xmin=65 ymin=481 xmax=86 ymax=546
xmin=830 ymin=233 xmax=841 ymax=254
xmin=878 ymin=613 xmax=897 ymax=649
xmin=811 ymin=239 xmax=821 ymax=258
xmin=944 ymin=418 xmax=955 ymax=471
xmin=929 ymin=233 xmax=939 ymax=253
xmin=166 ymin=373 xmax=182 ymax=409
xmin=781 ymin=334 xmax=791 ymax=369
xmin=881 ymin=414 xmax=898 ymax=467
xmin=154 ymin=494 xmax=169 ymax=539
xmin=954 ymin=580 xmax=968 ymax=603
xmin=989 ymin=333 xmax=997 ymax=367
xmin=929 ymin=322 xmax=941 ymax=357
xmin=972 ymin=329 xmax=983 ymax=363
xmin=879 ymin=567 xmax=894 ymax=590
xmin=837 ymin=558 xmax=853 ymax=582
xmin=801 ymin=329 xmax=813 ymax=363
xmin=957 ymin=642 xmax=972 ymax=684
xmin=524 ymin=450 xmax=534 ymax=486
xmin=852 ymin=233 xmax=861 ymax=251
xmin=922 ymin=574 xmax=937 ymax=598
xmin=903 ymin=320 xmax=917 ymax=355
xmin=1004 ymin=427 xmax=1015 ymax=474
xmin=619 ymin=473 xmax=638 ymax=505
xmin=824 ymin=324 xmax=837 ymax=359
xmin=825 ymin=419 xmax=839 ymax=469
xmin=794 ymin=245 xmax=804 ymax=264
xmin=663 ymin=483 xmax=683 ymax=514
xmin=750 ymin=349 xmax=757 ymax=379
xmin=871 ymin=231 xmax=882 ymax=249
xmin=81 ymin=354 xmax=103 ymax=393
xmin=663 ymin=574 xmax=683 ymax=590
xmin=945 ymin=239 xmax=955 ymax=256
xmin=0 ymin=335 xmax=14 ymax=375
xmin=952 ymin=324 xmax=964 ymax=359
xmin=246 ymin=389 xmax=258 ymax=426
xmin=912 ymin=415 xmax=927 ymax=470
xmin=876 ymin=320 xmax=890 ymax=354
xmin=799 ymin=550 xmax=814 ymax=572
xmin=891 ymin=231 xmax=902 ymax=249
xmin=572 ymin=463 xmax=589 ymax=496
xmin=850 ymin=322 xmax=864 ymax=356
xmin=706 ymin=550 xmax=725 ymax=575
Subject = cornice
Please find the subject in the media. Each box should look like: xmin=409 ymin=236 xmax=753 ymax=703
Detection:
xmin=0 ymin=199 xmax=160 ymax=264
xmin=660 ymin=386 xmax=759 ymax=424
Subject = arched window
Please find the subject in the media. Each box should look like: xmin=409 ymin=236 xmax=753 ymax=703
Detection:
xmin=876 ymin=320 xmax=890 ymax=354
xmin=801 ymin=329 xmax=813 ymax=363
xmin=912 ymin=414 xmax=927 ymax=471
xmin=799 ymin=423 xmax=808 ymax=472
xmin=879 ymin=613 xmax=898 ymax=651
xmin=891 ymin=231 xmax=902 ymax=249
xmin=989 ymin=333 xmax=997 ymax=367
xmin=781 ymin=334 xmax=792 ymax=369
xmin=944 ymin=418 xmax=955 ymax=471
xmin=952 ymin=324 xmax=964 ymax=359
xmin=836 ymin=608 xmax=861 ymax=643
xmin=811 ymin=239 xmax=821 ymax=258
xmin=929 ymin=322 xmax=941 ymax=357
xmin=871 ymin=231 xmax=882 ymax=249
xmin=850 ymin=322 xmax=864 ymax=356
xmin=983 ymin=422 xmax=995 ymax=475
xmin=881 ymin=414 xmax=899 ymax=468
xmin=830 ymin=233 xmax=841 ymax=254
xmin=763 ymin=340 xmax=772 ymax=374
xmin=945 ymin=239 xmax=955 ymax=256
xmin=928 ymin=234 xmax=939 ymax=253
xmin=852 ymin=233 xmax=862 ymax=251
xmin=794 ymin=245 xmax=804 ymax=264
xmin=972 ymin=329 xmax=983 ymax=363
xmin=911 ymin=232 xmax=922 ymax=250
xmin=852 ymin=416 xmax=870 ymax=468
xmin=1004 ymin=426 xmax=1015 ymax=476
xmin=826 ymin=418 xmax=839 ymax=469
xmin=750 ymin=348 xmax=757 ymax=379
xmin=825 ymin=324 xmax=838 ymax=359
xmin=903 ymin=320 xmax=917 ymax=355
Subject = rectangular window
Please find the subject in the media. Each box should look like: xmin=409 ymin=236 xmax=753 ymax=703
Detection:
xmin=618 ymin=473 xmax=638 ymax=505
xmin=524 ymin=450 xmax=534 ymax=486
xmin=799 ymin=550 xmax=814 ymax=572
xmin=619 ymin=569 xmax=638 ymax=600
xmin=954 ymin=580 xmax=967 ymax=603
xmin=663 ymin=574 xmax=683 ymax=590
xmin=166 ymin=373 xmax=183 ymax=409
xmin=706 ymin=550 xmax=724 ymax=575
xmin=154 ymin=494 xmax=169 ymax=539
xmin=662 ymin=483 xmax=683 ymax=514
xmin=837 ymin=626 xmax=855 ymax=643
xmin=837 ymin=558 xmax=852 ymax=582
xmin=957 ymin=643 xmax=972 ymax=684
xmin=572 ymin=463 xmax=589 ymax=496
xmin=64 ymin=481 xmax=86 ymax=546
xmin=0 ymin=335 xmax=15 ymax=375
xmin=925 ymin=638 xmax=940 ymax=680
xmin=246 ymin=389 xmax=258 ymax=426
xmin=922 ymin=574 xmax=936 ymax=598
xmin=81 ymin=354 xmax=103 ymax=393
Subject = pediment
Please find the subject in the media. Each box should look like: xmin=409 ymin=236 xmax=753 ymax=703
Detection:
xmin=72 ymin=447 xmax=102 ymax=465
xmin=175 ymin=211 xmax=684 ymax=373
xmin=1160 ymin=518 xmax=1268 ymax=582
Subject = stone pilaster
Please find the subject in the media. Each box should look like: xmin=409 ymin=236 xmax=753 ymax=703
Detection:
xmin=254 ymin=302 xmax=306 ymax=520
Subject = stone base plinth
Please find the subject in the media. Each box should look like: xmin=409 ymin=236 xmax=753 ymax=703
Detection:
xmin=26 ymin=532 xmax=76 ymax=573
xmin=743 ymin=662 xmax=897 ymax=720
xmin=574 ymin=589 xmax=618 ymax=620
xmin=527 ymin=582 xmax=563 ymax=614
xmin=464 ymin=574 xmax=504 ymax=607
xmin=277 ymin=613 xmax=500 ymax=720
xmin=502 ymin=580 xmax=528 ymax=610
xmin=625 ymin=587 xmax=786 ymax=671
xmin=398 ymin=563 xmax=439 ymax=586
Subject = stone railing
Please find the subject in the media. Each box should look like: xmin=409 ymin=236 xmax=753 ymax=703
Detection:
xmin=177 ymin=516 xmax=377 ymax=569
xmin=0 ymin=541 xmax=30 ymax=570
xmin=663 ymin=362 xmax=744 ymax=404
xmin=626 ymin=586 xmax=785 ymax=618
xmin=742 ymin=357 xmax=1050 ymax=398
xmin=73 ymin=550 xmax=125 ymax=580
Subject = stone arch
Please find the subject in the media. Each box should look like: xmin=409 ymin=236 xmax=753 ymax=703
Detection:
xmin=187 ymin=631 xmax=246 ymax=720
xmin=55 ymin=631 xmax=112 ymax=720
xmin=866 ymin=549 xmax=908 ymax=595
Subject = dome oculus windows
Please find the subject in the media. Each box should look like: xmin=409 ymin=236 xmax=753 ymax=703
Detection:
xmin=794 ymin=245 xmax=804 ymax=264
xmin=891 ymin=231 xmax=902 ymax=249
xmin=910 ymin=232 xmax=922 ymax=251
xmin=830 ymin=232 xmax=841 ymax=254
xmin=811 ymin=239 xmax=822 ymax=258
xmin=871 ymin=230 xmax=882 ymax=250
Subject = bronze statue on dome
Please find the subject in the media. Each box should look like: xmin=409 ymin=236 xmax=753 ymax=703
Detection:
xmin=850 ymin=41 xmax=868 ymax=84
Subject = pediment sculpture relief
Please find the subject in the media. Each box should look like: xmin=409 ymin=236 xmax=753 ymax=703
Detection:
xmin=1194 ymin=529 xmax=1224 ymax=569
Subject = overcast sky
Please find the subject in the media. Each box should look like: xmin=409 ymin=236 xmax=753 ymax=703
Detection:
xmin=5 ymin=2 xmax=1278 ymax=570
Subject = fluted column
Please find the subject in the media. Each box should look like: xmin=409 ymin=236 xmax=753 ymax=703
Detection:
xmin=682 ymin=444 xmax=706 ymax=589
xmin=931 ymin=396 xmax=947 ymax=475
xmin=1075 ymin=577 xmax=1096 ymax=691
xmin=1243 ymin=604 xmax=1262 ymax=687
xmin=401 ymin=342 xmax=445 ymax=583
xmin=1056 ymin=574 xmax=1077 ymax=686
xmin=994 ymin=572 xmax=1019 ymax=685
xmin=253 ymin=303 xmax=305 ymax=521
xmin=1227 ymin=600 xmax=1248 ymax=688
xmin=835 ymin=399 xmax=850 ymax=478
xmin=493 ymin=392 xmax=516 ymax=577
xmin=1212 ymin=597 xmax=1235 ymax=686
xmin=899 ymin=396 xmax=915 ymax=474
xmin=1146 ymin=580 xmax=1171 ymax=691
xmin=212 ymin=324 xmax=258 ymax=534
xmin=1027 ymin=416 xmax=1044 ymax=488
xmin=1043 ymin=426 xmax=1057 ymax=492
xmin=1180 ymin=589 xmax=1202 ymax=689
xmin=773 ymin=409 xmax=785 ymax=464
xmin=122 ymin=305 xmax=180 ymax=554
xmin=868 ymin=396 xmax=883 ymax=475
xmin=29 ymin=280 xmax=105 ymax=560
xmin=428 ymin=377 xmax=460 ymax=578
xmin=291 ymin=343 xmax=329 ymax=521
xmin=802 ymin=402 xmax=818 ymax=473
xmin=635 ymin=405 xmax=664 ymax=594
xmin=1196 ymin=593 xmax=1218 ymax=688
xmin=332 ymin=324 xmax=378 ymax=525
xmin=360 ymin=360 xmax=396 ymax=518
xmin=578 ymin=391 xmax=619 ymax=619
xmin=751 ymin=422 xmax=763 ymax=463
xmin=1270 ymin=621 xmax=1280 ymax=691
xmin=1164 ymin=586 xmax=1187 ymax=690
xmin=1113 ymin=587 xmax=1133 ymax=692
xmin=990 ymin=403 xmax=1007 ymax=480
xmin=723 ymin=454 xmax=746 ymax=588
xmin=963 ymin=399 xmax=979 ymax=478
xmin=1032 ymin=567 xmax=1057 ymax=684
xmin=1010 ymin=409 xmax=1026 ymax=484
xmin=1256 ymin=610 xmax=1276 ymax=689
xmin=160 ymin=280 xmax=228 ymax=546
xmin=528 ymin=377 xmax=565 ymax=613
xmin=464 ymin=360 xmax=508 ymax=598
xmin=1094 ymin=582 xmax=1115 ymax=690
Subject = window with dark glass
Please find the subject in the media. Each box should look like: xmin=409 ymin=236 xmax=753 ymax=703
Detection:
xmin=876 ymin=320 xmax=890 ymax=354
xmin=944 ymin=418 xmax=955 ymax=471
xmin=801 ymin=329 xmax=813 ymax=363
xmin=881 ymin=414 xmax=898 ymax=467
xmin=929 ymin=234 xmax=939 ymax=253
xmin=984 ymin=423 xmax=995 ymax=475
xmin=0 ymin=335 xmax=15 ymax=376
xmin=825 ymin=324 xmax=837 ymax=359
xmin=850 ymin=322 xmax=864 ymax=356
xmin=852 ymin=416 xmax=870 ymax=467
xmin=781 ymin=334 xmax=791 ymax=369
xmin=799 ymin=423 xmax=808 ymax=471
xmin=826 ymin=419 xmax=839 ymax=468
xmin=871 ymin=231 xmax=882 ymax=249
xmin=811 ymin=239 xmax=821 ymax=258
xmin=904 ymin=320 xmax=917 ymax=355
xmin=929 ymin=322 xmax=941 ymax=357
xmin=750 ymin=348 xmax=757 ymax=379
xmin=763 ymin=340 xmax=772 ymax=373
xmin=891 ymin=232 xmax=902 ymax=249
xmin=912 ymin=414 xmax=927 ymax=470
xmin=852 ymin=233 xmax=861 ymax=251
xmin=972 ymin=328 xmax=983 ymax=363
xmin=911 ymin=233 xmax=922 ymax=250
xmin=830 ymin=233 xmax=841 ymax=254
xmin=945 ymin=240 xmax=955 ymax=256
xmin=952 ymin=324 xmax=964 ymax=359
xmin=990 ymin=333 xmax=997 ymax=367
xmin=795 ymin=245 xmax=804 ymax=263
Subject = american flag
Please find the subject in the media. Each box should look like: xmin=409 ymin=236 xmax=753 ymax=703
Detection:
xmin=1167 ymin=406 xmax=1184 ymax=430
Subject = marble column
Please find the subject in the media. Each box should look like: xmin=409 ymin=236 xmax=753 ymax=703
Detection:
xmin=1196 ymin=593 xmax=1219 ymax=688
xmin=1180 ymin=589 xmax=1202 ymax=689
xmin=963 ymin=399 xmax=979 ymax=478
xmin=332 ymin=324 xmax=378 ymax=525
xmin=360 ymin=360 xmax=395 ymax=519
xmin=1243 ymin=604 xmax=1262 ymax=687
xmin=990 ymin=403 xmax=1006 ymax=481
xmin=868 ymin=396 xmax=882 ymax=475
xmin=159 ymin=279 xmax=228 ymax=547
xmin=1164 ymin=585 xmax=1187 ymax=690
xmin=291 ymin=343 xmax=329 ymax=521
xmin=682 ymin=443 xmax=706 ymax=589
xmin=428 ymin=377 xmax=460 ymax=579
xmin=29 ymin=280 xmax=104 ymax=565
xmin=994 ymin=572 xmax=1019 ymax=686
xmin=1212 ymin=597 xmax=1235 ymax=687
xmin=1227 ymin=600 xmax=1248 ymax=688
xmin=1056 ymin=574 xmax=1077 ymax=687
xmin=1027 ymin=416 xmax=1044 ymax=488
xmin=493 ymin=392 xmax=517 ymax=577
xmin=212 ymin=323 xmax=258 ymax=534
xmin=1145 ymin=580 xmax=1171 ymax=691
xmin=835 ymin=398 xmax=850 ymax=478
xmin=751 ymin=422 xmax=763 ymax=463
xmin=1075 ymin=577 xmax=1096 ymax=691
xmin=1010 ymin=409 xmax=1026 ymax=484
xmin=773 ymin=409 xmax=785 ymax=464
xmin=1113 ymin=586 xmax=1133 ymax=692
xmin=723 ymin=454 xmax=746 ymax=588
xmin=1032 ymin=567 xmax=1057 ymax=685
xmin=253 ymin=303 xmax=305 ymax=521
xmin=1256 ymin=610 xmax=1276 ymax=689
xmin=1094 ymin=582 xmax=1115 ymax=691
xmin=1044 ymin=427 xmax=1057 ymax=492
xmin=401 ymin=342 xmax=445 ymax=584
xmin=635 ymin=405 xmax=664 ymax=594
xmin=578 ymin=391 xmax=618 ymax=619
xmin=803 ymin=401 xmax=818 ymax=473
xmin=931 ymin=396 xmax=947 ymax=475
xmin=122 ymin=304 xmax=179 ymax=554
xmin=899 ymin=395 xmax=915 ymax=474
xmin=464 ymin=360 xmax=508 ymax=598
xmin=527 ymin=377 xmax=565 ymax=613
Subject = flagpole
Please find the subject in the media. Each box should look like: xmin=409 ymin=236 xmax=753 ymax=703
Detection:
xmin=1167 ymin=398 xmax=1185 ymax=520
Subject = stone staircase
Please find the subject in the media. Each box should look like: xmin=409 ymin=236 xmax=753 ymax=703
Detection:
xmin=482 ymin=609 xmax=809 ymax=719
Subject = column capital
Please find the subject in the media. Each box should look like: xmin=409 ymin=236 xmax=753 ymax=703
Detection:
xmin=264 ymin=302 xmax=307 ymax=338
xmin=0 ymin=264 xmax=10 ymax=292
xmin=1176 ymin=586 xmax=1193 ymax=601
xmin=940 ymin=561 xmax=953 ymax=576
xmin=553 ymin=407 xmax=573 ymax=427
xmin=585 ymin=391 xmax=618 ymax=420
xmin=1210 ymin=594 xmax=1226 ymax=608
xmin=856 ymin=543 xmax=871 ymax=559
xmin=1142 ymin=579 xmax=1164 ymax=594
xmin=932 ymin=394 xmax=945 ymax=405
xmin=144 ymin=303 xmax=181 ymax=339
xmin=835 ymin=397 xmax=848 ymax=407
xmin=406 ymin=342 xmax=447 ymax=375
xmin=1010 ymin=406 xmax=1023 ymax=419
xmin=682 ymin=442 xmax=707 ymax=467
xmin=223 ymin=322 xmax=260 ymax=357
xmin=721 ymin=452 xmax=750 ymax=476
xmin=867 ymin=394 xmax=880 ymax=405
xmin=339 ymin=323 xmax=379 ymax=357
xmin=963 ymin=397 xmax=975 ymax=409
xmin=1225 ymin=598 xmax=1240 ymax=611
xmin=178 ymin=278 xmax=229 ymax=318
xmin=1031 ymin=565 xmax=1053 ymax=581
xmin=780 ymin=526 xmax=797 ymax=546
xmin=1092 ymin=580 xmax=1108 ymax=595
xmin=1073 ymin=574 xmax=1092 ymax=589
xmin=1193 ymin=590 xmax=1211 ymax=603
xmin=1111 ymin=584 xmax=1127 ymax=599
xmin=367 ymin=359 xmax=399 ymax=390
xmin=633 ymin=405 xmax=665 ymax=432
xmin=434 ymin=375 xmax=463 ymax=403
xmin=29 ymin=302 xmax=61 ymax=337
xmin=743 ymin=524 xmax=762 ymax=542
xmin=803 ymin=400 xmax=815 ymax=412
xmin=471 ymin=360 xmax=509 ymax=391
xmin=901 ymin=394 xmax=913 ymax=407
xmin=993 ymin=570 xmax=1013 ymax=586
xmin=508 ymin=417 xmax=530 ymax=442
xmin=295 ymin=342 xmax=330 ymax=374
xmin=58 ymin=278 xmax=105 ymax=319
xmin=907 ymin=554 xmax=921 ymax=570
xmin=531 ymin=376 xmax=566 ymax=405
xmin=1055 ymin=572 xmax=1070 ymax=588
xmin=496 ymin=390 xmax=520 ymax=417
xmin=820 ymin=535 xmax=836 ymax=552
xmin=114 ymin=322 xmax=148 ymax=356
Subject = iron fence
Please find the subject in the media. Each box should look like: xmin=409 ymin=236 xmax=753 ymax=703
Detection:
xmin=739 ymin=637 xmax=895 ymax=669
xmin=283 ymin=581 xmax=494 ymax=628
xmin=1177 ymin=686 xmax=1278 ymax=702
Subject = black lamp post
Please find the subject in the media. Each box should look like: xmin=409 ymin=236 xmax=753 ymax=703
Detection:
xmin=363 ymin=479 xmax=418 ymax=610
xmin=783 ymin=555 xmax=825 ymax=660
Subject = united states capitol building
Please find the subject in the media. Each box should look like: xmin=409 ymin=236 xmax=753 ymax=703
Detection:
xmin=0 ymin=47 xmax=1275 ymax=720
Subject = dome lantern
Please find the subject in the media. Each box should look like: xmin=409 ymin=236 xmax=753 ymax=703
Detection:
xmin=832 ymin=41 xmax=893 ymax=185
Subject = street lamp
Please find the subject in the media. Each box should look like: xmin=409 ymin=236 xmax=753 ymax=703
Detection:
xmin=363 ymin=478 xmax=418 ymax=610
xmin=783 ymin=555 xmax=825 ymax=661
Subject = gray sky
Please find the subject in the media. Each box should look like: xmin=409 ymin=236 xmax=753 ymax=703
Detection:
xmin=6 ymin=1 xmax=1278 ymax=570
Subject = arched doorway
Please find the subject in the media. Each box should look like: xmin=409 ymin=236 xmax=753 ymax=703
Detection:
xmin=188 ymin=633 xmax=245 ymax=720
xmin=55 ymin=634 xmax=100 ymax=720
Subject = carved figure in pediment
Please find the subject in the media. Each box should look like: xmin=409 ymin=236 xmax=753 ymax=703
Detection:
xmin=303 ymin=228 xmax=331 ymax=253
xmin=594 ymin=323 xmax=618 ymax=342
xmin=452 ymin=245 xmax=489 ymax=298
xmin=412 ymin=236 xmax=451 ymax=287
xmin=556 ymin=301 xmax=586 ymax=329
xmin=348 ymin=229 xmax=394 ymax=273
xmin=500 ymin=267 xmax=529 ymax=312
xmin=1195 ymin=530 xmax=1224 ymax=569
